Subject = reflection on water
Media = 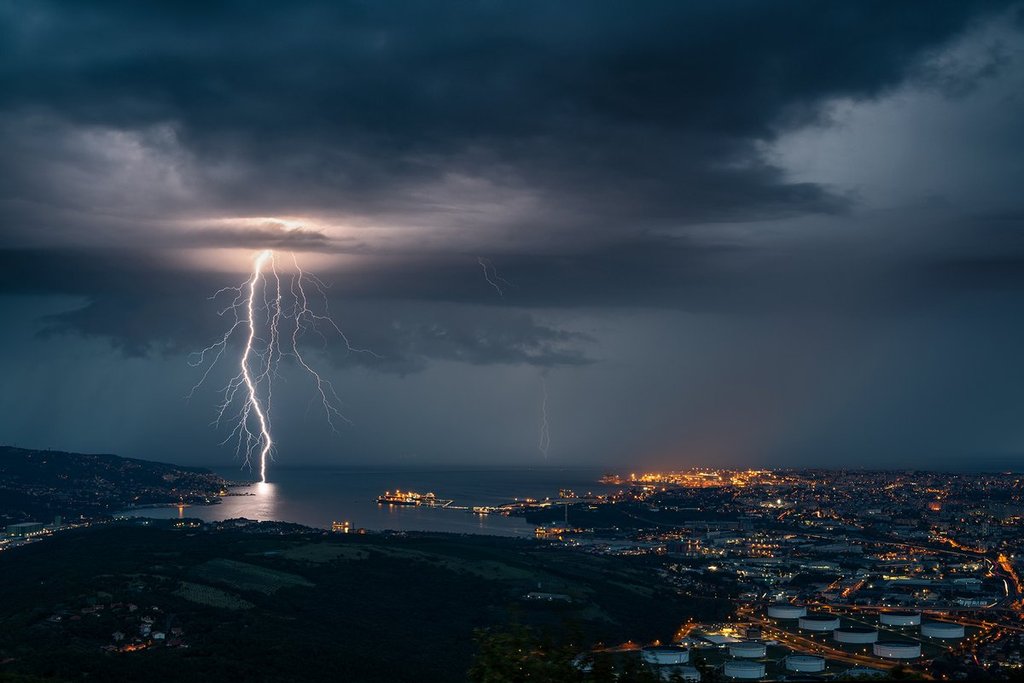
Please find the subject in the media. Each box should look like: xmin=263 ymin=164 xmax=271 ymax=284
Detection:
xmin=116 ymin=467 xmax=611 ymax=537
xmin=248 ymin=481 xmax=278 ymax=519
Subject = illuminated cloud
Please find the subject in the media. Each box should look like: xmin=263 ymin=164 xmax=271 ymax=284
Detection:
xmin=1 ymin=2 xmax=1023 ymax=467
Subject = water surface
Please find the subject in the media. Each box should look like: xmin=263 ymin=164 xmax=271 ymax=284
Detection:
xmin=119 ymin=466 xmax=615 ymax=537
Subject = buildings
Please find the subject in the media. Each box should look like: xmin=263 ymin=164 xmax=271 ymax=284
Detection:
xmin=575 ymin=467 xmax=1022 ymax=678
xmin=5 ymin=522 xmax=45 ymax=537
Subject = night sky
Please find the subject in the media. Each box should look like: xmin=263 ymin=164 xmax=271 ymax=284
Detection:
xmin=2 ymin=1 xmax=1024 ymax=471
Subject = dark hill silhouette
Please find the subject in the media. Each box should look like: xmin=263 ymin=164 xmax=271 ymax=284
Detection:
xmin=0 ymin=446 xmax=226 ymax=524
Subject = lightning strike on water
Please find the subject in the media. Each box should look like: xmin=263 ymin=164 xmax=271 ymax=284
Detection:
xmin=188 ymin=249 xmax=376 ymax=482
xmin=240 ymin=250 xmax=274 ymax=483
xmin=538 ymin=376 xmax=551 ymax=458
xmin=477 ymin=256 xmax=514 ymax=297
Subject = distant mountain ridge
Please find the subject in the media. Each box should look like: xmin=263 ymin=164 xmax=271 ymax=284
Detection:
xmin=0 ymin=446 xmax=227 ymax=525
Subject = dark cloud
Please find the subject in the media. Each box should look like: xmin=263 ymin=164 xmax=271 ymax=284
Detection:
xmin=1 ymin=1 xmax=1017 ymax=318
xmin=0 ymin=217 xmax=1014 ymax=365
xmin=1 ymin=2 xmax=1024 ymax=467
xmin=42 ymin=296 xmax=595 ymax=372
xmin=928 ymin=255 xmax=1024 ymax=291
xmin=0 ymin=248 xmax=593 ymax=370
xmin=0 ymin=0 xmax=1013 ymax=250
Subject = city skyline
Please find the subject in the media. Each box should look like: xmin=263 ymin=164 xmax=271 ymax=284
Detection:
xmin=2 ymin=2 xmax=1024 ymax=471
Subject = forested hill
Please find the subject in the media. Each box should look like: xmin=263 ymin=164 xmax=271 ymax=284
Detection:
xmin=0 ymin=524 xmax=707 ymax=682
xmin=0 ymin=446 xmax=226 ymax=524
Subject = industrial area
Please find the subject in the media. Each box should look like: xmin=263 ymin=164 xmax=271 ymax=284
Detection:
xmin=539 ymin=469 xmax=1023 ymax=680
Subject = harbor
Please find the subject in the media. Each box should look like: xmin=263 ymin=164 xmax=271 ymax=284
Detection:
xmin=376 ymin=486 xmax=611 ymax=520
xmin=376 ymin=490 xmax=455 ymax=508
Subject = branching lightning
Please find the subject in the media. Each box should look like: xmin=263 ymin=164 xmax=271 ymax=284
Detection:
xmin=188 ymin=249 xmax=376 ymax=482
xmin=477 ymin=256 xmax=514 ymax=297
xmin=476 ymin=255 xmax=549 ymax=459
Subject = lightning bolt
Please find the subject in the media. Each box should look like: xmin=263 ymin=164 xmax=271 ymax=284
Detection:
xmin=241 ymin=250 xmax=274 ymax=482
xmin=476 ymin=256 xmax=547 ymax=458
xmin=477 ymin=256 xmax=514 ymax=297
xmin=188 ymin=249 xmax=376 ymax=482
xmin=538 ymin=376 xmax=551 ymax=458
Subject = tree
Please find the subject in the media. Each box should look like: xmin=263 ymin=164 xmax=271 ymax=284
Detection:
xmin=619 ymin=654 xmax=659 ymax=683
xmin=589 ymin=653 xmax=617 ymax=683
xmin=468 ymin=623 xmax=582 ymax=683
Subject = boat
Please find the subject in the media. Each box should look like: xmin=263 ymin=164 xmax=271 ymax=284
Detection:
xmin=377 ymin=490 xmax=454 ymax=507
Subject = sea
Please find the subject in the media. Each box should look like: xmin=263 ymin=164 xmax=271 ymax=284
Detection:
xmin=116 ymin=466 xmax=618 ymax=537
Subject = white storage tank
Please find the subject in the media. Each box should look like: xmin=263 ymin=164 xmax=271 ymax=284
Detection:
xmin=785 ymin=655 xmax=826 ymax=673
xmin=873 ymin=641 xmax=921 ymax=659
xmin=728 ymin=641 xmax=767 ymax=658
xmin=798 ymin=614 xmax=841 ymax=631
xmin=833 ymin=627 xmax=879 ymax=644
xmin=641 ymin=645 xmax=690 ymax=665
xmin=921 ymin=621 xmax=965 ymax=639
xmin=724 ymin=660 xmax=765 ymax=679
xmin=766 ymin=603 xmax=806 ymax=620
xmin=878 ymin=610 xmax=921 ymax=627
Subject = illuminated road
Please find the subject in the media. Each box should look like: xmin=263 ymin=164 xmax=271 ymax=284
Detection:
xmin=737 ymin=606 xmax=888 ymax=670
xmin=819 ymin=536 xmax=1024 ymax=628
xmin=730 ymin=533 xmax=1022 ymax=677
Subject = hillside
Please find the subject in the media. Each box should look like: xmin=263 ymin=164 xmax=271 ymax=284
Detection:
xmin=0 ymin=522 xmax=724 ymax=682
xmin=0 ymin=446 xmax=227 ymax=524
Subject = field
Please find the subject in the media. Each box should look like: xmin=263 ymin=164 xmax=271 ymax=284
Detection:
xmin=0 ymin=522 xmax=726 ymax=682
xmin=189 ymin=558 xmax=314 ymax=594
xmin=173 ymin=581 xmax=254 ymax=610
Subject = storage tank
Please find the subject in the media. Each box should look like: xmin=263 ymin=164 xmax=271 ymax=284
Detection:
xmin=766 ymin=603 xmax=806 ymax=620
xmin=641 ymin=645 xmax=689 ymax=665
xmin=724 ymin=660 xmax=765 ymax=679
xmin=878 ymin=610 xmax=921 ymax=627
xmin=873 ymin=641 xmax=921 ymax=659
xmin=833 ymin=627 xmax=879 ymax=644
xmin=920 ymin=621 xmax=965 ymax=639
xmin=798 ymin=614 xmax=841 ymax=631
xmin=728 ymin=641 xmax=767 ymax=658
xmin=785 ymin=655 xmax=826 ymax=673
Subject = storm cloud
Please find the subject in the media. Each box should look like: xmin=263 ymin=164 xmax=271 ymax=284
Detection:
xmin=2 ymin=1 xmax=1024 ymax=468
xmin=1 ymin=1 xmax=1014 ymax=249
